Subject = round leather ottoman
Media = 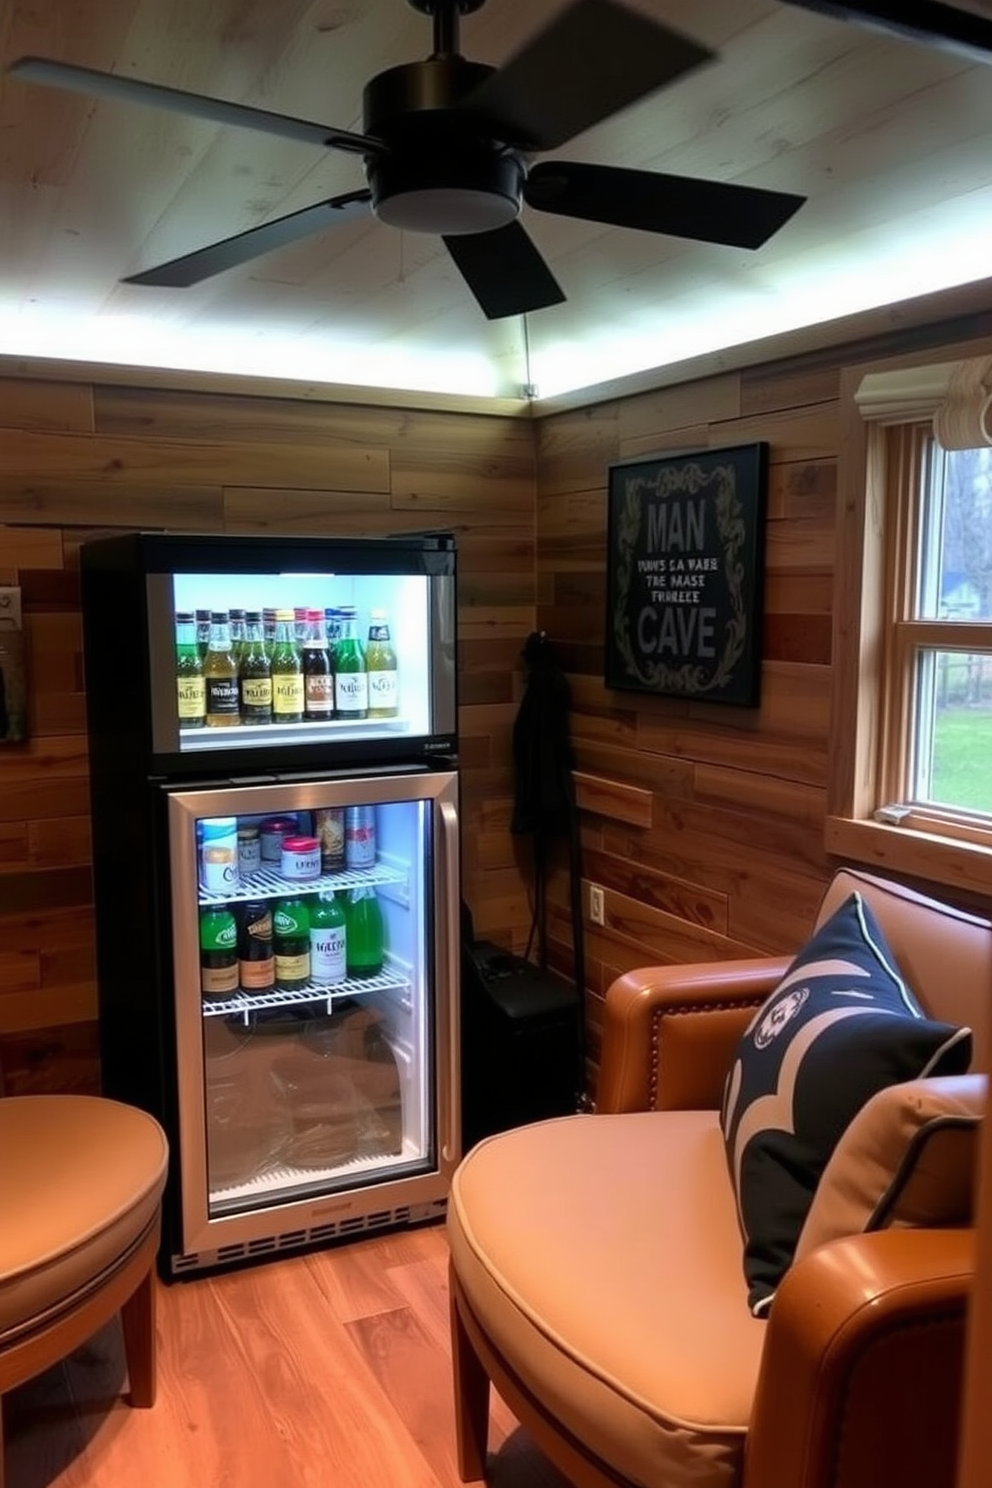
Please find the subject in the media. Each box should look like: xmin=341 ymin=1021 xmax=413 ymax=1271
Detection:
xmin=0 ymin=1095 xmax=168 ymax=1482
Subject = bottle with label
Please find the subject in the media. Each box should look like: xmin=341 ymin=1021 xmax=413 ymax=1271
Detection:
xmin=204 ymin=611 xmax=241 ymax=727
xmin=270 ymin=609 xmax=304 ymax=725
xmin=238 ymin=900 xmax=275 ymax=994
xmin=195 ymin=610 xmax=212 ymax=661
xmin=334 ymin=605 xmax=368 ymax=720
xmin=345 ymin=886 xmax=384 ymax=978
xmin=200 ymin=905 xmax=239 ymax=1000
xmin=366 ymin=608 xmax=399 ymax=718
xmin=302 ymin=608 xmax=334 ymax=721
xmin=310 ymin=890 xmax=347 ymax=984
xmin=273 ymin=895 xmax=311 ymax=990
xmin=239 ymin=611 xmax=272 ymax=724
xmin=175 ymin=610 xmax=206 ymax=729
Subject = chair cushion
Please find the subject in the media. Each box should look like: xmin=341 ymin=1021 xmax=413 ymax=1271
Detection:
xmin=0 ymin=1095 xmax=168 ymax=1342
xmin=720 ymin=891 xmax=972 ymax=1315
xmin=794 ymin=1073 xmax=985 ymax=1261
xmin=448 ymin=1111 xmax=765 ymax=1488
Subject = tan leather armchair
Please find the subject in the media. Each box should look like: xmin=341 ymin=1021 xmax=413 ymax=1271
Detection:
xmin=447 ymin=868 xmax=992 ymax=1488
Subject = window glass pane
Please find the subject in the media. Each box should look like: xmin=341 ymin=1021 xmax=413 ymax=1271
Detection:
xmin=918 ymin=445 xmax=992 ymax=622
xmin=911 ymin=648 xmax=992 ymax=813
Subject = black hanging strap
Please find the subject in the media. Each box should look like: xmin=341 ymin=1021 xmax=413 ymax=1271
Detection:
xmin=510 ymin=631 xmax=586 ymax=1100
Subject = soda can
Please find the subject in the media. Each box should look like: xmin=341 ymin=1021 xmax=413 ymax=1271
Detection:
xmin=344 ymin=805 xmax=376 ymax=868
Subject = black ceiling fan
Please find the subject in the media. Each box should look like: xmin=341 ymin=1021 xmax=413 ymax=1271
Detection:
xmin=779 ymin=0 xmax=992 ymax=66
xmin=6 ymin=0 xmax=810 ymax=321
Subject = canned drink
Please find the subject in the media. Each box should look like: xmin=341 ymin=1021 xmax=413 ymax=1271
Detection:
xmin=200 ymin=817 xmax=239 ymax=893
xmin=315 ymin=807 xmax=346 ymax=872
xmin=344 ymin=805 xmax=376 ymax=868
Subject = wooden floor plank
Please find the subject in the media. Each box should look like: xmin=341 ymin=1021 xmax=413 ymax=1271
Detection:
xmin=3 ymin=1224 xmax=569 ymax=1488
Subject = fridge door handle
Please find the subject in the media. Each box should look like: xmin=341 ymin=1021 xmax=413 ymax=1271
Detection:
xmin=438 ymin=796 xmax=461 ymax=1170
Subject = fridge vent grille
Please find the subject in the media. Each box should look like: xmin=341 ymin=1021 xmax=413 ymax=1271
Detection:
xmin=171 ymin=1199 xmax=446 ymax=1274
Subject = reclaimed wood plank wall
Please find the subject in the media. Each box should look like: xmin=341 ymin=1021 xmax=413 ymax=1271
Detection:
xmin=0 ymin=374 xmax=536 ymax=1094
xmin=533 ymin=315 xmax=992 ymax=1080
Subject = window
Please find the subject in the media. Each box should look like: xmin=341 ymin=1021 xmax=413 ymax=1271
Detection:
xmin=828 ymin=353 xmax=992 ymax=896
xmin=884 ymin=429 xmax=992 ymax=826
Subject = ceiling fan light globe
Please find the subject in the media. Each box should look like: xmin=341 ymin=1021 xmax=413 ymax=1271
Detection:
xmin=374 ymin=185 xmax=519 ymax=234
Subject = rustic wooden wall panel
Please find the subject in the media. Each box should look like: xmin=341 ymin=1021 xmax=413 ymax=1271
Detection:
xmin=536 ymin=366 xmax=859 ymax=1073
xmin=0 ymin=378 xmax=535 ymax=1094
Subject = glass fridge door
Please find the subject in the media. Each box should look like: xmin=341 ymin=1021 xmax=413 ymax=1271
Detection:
xmin=166 ymin=769 xmax=459 ymax=1260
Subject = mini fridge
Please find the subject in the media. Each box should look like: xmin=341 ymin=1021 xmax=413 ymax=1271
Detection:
xmin=80 ymin=531 xmax=460 ymax=1276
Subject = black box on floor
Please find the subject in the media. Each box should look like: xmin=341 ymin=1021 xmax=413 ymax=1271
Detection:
xmin=460 ymin=935 xmax=581 ymax=1152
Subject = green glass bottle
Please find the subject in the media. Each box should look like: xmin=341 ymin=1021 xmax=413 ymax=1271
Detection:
xmin=310 ymin=890 xmax=347 ymax=983
xmin=175 ymin=610 xmax=206 ymax=729
xmin=271 ymin=608 xmax=304 ymax=724
xmin=345 ymin=886 xmax=383 ymax=978
xmin=273 ymin=895 xmax=310 ymax=990
xmin=200 ymin=905 xmax=238 ymax=1000
xmin=334 ymin=605 xmax=368 ymax=720
xmin=239 ymin=610 xmax=272 ymax=724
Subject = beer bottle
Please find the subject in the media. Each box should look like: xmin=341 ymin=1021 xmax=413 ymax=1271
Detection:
xmin=200 ymin=905 xmax=239 ymax=1000
xmin=239 ymin=610 xmax=273 ymax=724
xmin=302 ymin=608 xmax=334 ymax=721
xmin=195 ymin=609 xmax=211 ymax=660
xmin=366 ymin=608 xmax=399 ymax=718
xmin=310 ymin=890 xmax=347 ymax=984
xmin=238 ymin=900 xmax=276 ymax=994
xmin=229 ymin=608 xmax=247 ymax=662
xmin=262 ymin=608 xmax=278 ymax=659
xmin=334 ymin=605 xmax=368 ymax=721
xmin=345 ymin=885 xmax=384 ymax=978
xmin=273 ymin=895 xmax=310 ymax=990
xmin=175 ymin=610 xmax=206 ymax=729
xmin=204 ymin=611 xmax=241 ymax=727
xmin=270 ymin=609 xmax=304 ymax=725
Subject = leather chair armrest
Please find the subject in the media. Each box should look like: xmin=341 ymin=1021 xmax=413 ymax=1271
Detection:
xmin=596 ymin=958 xmax=789 ymax=1113
xmin=744 ymin=1228 xmax=975 ymax=1488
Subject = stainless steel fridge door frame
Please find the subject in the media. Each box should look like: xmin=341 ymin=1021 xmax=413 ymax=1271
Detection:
xmin=166 ymin=768 xmax=460 ymax=1261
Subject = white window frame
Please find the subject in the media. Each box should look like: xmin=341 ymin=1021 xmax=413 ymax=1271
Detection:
xmin=827 ymin=349 xmax=992 ymax=898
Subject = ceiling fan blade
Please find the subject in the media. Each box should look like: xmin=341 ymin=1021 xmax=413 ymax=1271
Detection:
xmin=7 ymin=56 xmax=387 ymax=157
xmin=124 ymin=192 xmax=373 ymax=288
xmin=459 ymin=0 xmax=714 ymax=152
xmin=442 ymin=222 xmax=565 ymax=320
xmin=524 ymin=161 xmax=806 ymax=250
xmin=778 ymin=2 xmax=992 ymax=64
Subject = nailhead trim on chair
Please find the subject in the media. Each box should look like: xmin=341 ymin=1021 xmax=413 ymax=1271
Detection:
xmin=648 ymin=998 xmax=766 ymax=1108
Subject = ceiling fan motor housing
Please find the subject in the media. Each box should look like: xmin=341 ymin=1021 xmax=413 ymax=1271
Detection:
xmin=363 ymin=56 xmax=524 ymax=234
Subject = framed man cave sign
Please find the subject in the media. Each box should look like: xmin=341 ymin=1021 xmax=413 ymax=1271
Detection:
xmin=604 ymin=442 xmax=768 ymax=707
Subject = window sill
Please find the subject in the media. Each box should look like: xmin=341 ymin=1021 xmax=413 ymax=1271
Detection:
xmin=825 ymin=815 xmax=992 ymax=898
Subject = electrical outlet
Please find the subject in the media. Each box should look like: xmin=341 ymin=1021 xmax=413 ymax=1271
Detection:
xmin=589 ymin=884 xmax=605 ymax=926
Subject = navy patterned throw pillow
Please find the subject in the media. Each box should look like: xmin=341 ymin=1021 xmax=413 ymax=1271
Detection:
xmin=720 ymin=892 xmax=972 ymax=1316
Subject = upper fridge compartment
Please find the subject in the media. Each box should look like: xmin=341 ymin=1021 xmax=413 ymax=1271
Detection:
xmin=80 ymin=532 xmax=457 ymax=774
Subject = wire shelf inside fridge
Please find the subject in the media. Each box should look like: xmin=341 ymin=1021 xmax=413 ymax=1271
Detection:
xmin=201 ymin=961 xmax=411 ymax=1020
xmin=198 ymin=861 xmax=406 ymax=907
